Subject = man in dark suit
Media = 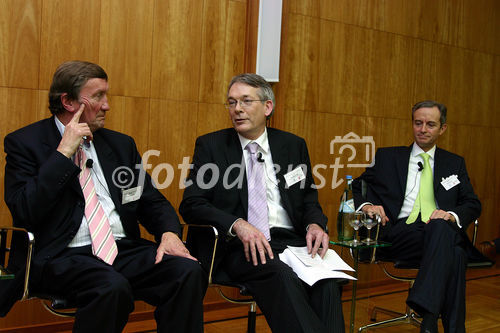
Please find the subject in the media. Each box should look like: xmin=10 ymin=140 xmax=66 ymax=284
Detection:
xmin=1 ymin=61 xmax=206 ymax=332
xmin=352 ymin=101 xmax=481 ymax=333
xmin=180 ymin=74 xmax=345 ymax=333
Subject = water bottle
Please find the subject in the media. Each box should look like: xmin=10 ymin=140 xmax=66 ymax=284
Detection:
xmin=337 ymin=175 xmax=354 ymax=241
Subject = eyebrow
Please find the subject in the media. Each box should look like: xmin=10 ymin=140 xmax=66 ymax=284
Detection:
xmin=228 ymin=94 xmax=251 ymax=100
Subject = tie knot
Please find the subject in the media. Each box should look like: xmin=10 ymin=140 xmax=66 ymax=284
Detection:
xmin=419 ymin=152 xmax=430 ymax=162
xmin=246 ymin=142 xmax=259 ymax=154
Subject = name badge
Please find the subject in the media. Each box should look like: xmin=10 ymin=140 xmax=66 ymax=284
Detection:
xmin=441 ymin=175 xmax=460 ymax=191
xmin=284 ymin=167 xmax=306 ymax=187
xmin=122 ymin=186 xmax=142 ymax=204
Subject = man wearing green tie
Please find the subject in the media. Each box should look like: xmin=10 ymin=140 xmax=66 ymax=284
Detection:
xmin=352 ymin=101 xmax=481 ymax=333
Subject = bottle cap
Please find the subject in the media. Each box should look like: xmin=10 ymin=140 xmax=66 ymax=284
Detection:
xmin=346 ymin=175 xmax=353 ymax=179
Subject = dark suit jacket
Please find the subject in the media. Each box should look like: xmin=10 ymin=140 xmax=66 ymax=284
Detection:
xmin=179 ymin=128 xmax=327 ymax=269
xmin=1 ymin=116 xmax=180 ymax=316
xmin=352 ymin=144 xmax=481 ymax=235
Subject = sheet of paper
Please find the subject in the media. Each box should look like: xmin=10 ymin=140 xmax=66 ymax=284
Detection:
xmin=279 ymin=247 xmax=356 ymax=286
xmin=287 ymin=246 xmax=354 ymax=272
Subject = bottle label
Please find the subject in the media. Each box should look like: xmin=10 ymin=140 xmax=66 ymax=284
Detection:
xmin=339 ymin=199 xmax=355 ymax=213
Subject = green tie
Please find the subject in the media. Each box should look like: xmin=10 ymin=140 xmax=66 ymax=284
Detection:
xmin=406 ymin=153 xmax=436 ymax=224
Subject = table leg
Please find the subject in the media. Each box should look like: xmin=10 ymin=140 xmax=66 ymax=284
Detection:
xmin=349 ymin=247 xmax=359 ymax=333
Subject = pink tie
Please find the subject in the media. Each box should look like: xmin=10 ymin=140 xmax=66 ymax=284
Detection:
xmin=77 ymin=148 xmax=118 ymax=265
xmin=246 ymin=143 xmax=270 ymax=240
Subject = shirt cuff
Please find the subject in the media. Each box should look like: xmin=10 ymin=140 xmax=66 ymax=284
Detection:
xmin=306 ymin=223 xmax=327 ymax=233
xmin=447 ymin=211 xmax=461 ymax=228
xmin=228 ymin=218 xmax=243 ymax=236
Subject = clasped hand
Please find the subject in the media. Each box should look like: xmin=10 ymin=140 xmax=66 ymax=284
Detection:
xmin=362 ymin=205 xmax=455 ymax=224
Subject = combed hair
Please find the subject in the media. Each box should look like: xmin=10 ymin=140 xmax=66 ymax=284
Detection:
xmin=412 ymin=100 xmax=447 ymax=126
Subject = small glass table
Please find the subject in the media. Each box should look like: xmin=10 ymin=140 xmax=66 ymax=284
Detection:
xmin=330 ymin=240 xmax=391 ymax=333
xmin=0 ymin=269 xmax=14 ymax=280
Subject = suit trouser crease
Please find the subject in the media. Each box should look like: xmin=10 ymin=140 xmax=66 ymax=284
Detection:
xmin=379 ymin=219 xmax=467 ymax=333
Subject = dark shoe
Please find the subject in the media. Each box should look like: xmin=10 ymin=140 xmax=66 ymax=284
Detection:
xmin=478 ymin=241 xmax=496 ymax=261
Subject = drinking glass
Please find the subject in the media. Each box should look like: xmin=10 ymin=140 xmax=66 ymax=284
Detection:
xmin=348 ymin=212 xmax=363 ymax=246
xmin=362 ymin=213 xmax=380 ymax=245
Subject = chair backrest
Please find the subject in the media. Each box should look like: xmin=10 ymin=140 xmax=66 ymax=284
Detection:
xmin=0 ymin=226 xmax=34 ymax=300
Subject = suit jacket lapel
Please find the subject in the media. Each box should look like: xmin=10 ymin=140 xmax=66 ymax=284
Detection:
xmin=267 ymin=129 xmax=287 ymax=188
xmin=267 ymin=129 xmax=294 ymax=216
xmin=395 ymin=145 xmax=412 ymax=196
xmin=92 ymin=132 xmax=122 ymax=211
xmin=433 ymin=148 xmax=444 ymax=194
xmin=225 ymin=130 xmax=248 ymax=213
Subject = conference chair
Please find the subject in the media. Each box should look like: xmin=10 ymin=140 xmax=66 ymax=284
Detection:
xmin=358 ymin=219 xmax=492 ymax=332
xmin=0 ymin=225 xmax=76 ymax=318
xmin=183 ymin=224 xmax=257 ymax=333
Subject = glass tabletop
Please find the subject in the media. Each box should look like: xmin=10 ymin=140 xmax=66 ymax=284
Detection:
xmin=0 ymin=270 xmax=15 ymax=280
xmin=330 ymin=240 xmax=391 ymax=249
xmin=0 ymin=272 xmax=14 ymax=280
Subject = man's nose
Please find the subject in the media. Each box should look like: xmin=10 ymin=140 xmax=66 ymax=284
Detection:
xmin=234 ymin=101 xmax=244 ymax=112
xmin=101 ymin=96 xmax=110 ymax=111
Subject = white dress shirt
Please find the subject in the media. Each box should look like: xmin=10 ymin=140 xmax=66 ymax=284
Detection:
xmin=55 ymin=117 xmax=126 ymax=247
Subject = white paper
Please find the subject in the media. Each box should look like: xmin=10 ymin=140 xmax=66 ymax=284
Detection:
xmin=279 ymin=246 xmax=356 ymax=286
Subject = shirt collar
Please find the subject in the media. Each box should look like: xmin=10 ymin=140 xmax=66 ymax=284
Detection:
xmin=54 ymin=116 xmax=65 ymax=136
xmin=411 ymin=142 xmax=436 ymax=160
xmin=238 ymin=128 xmax=270 ymax=154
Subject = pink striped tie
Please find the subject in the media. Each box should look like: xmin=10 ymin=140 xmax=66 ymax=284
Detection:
xmin=77 ymin=148 xmax=118 ymax=265
xmin=246 ymin=143 xmax=270 ymax=240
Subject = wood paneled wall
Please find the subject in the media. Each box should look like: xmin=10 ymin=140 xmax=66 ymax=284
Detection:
xmin=275 ymin=0 xmax=499 ymax=241
xmin=0 ymin=0 xmax=498 ymax=329
xmin=274 ymin=0 xmax=499 ymax=287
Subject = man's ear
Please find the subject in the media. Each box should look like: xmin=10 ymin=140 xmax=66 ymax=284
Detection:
xmin=61 ymin=93 xmax=79 ymax=112
xmin=439 ymin=123 xmax=448 ymax=136
xmin=264 ymin=100 xmax=273 ymax=118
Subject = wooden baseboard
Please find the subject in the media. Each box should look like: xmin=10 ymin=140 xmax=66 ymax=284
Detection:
xmin=0 ymin=301 xmax=254 ymax=333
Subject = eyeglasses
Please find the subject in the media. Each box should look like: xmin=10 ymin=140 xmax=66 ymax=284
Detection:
xmin=224 ymin=98 xmax=266 ymax=110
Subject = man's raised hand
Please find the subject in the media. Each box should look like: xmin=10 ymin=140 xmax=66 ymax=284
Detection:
xmin=57 ymin=104 xmax=92 ymax=158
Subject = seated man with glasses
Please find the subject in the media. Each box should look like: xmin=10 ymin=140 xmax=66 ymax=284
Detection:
xmin=180 ymin=73 xmax=345 ymax=333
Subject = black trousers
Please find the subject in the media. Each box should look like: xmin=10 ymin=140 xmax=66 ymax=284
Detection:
xmin=378 ymin=218 xmax=467 ymax=333
xmin=38 ymin=238 xmax=207 ymax=333
xmin=221 ymin=228 xmax=345 ymax=333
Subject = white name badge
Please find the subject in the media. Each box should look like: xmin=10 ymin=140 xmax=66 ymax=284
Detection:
xmin=284 ymin=167 xmax=306 ymax=187
xmin=441 ymin=175 xmax=460 ymax=191
xmin=122 ymin=186 xmax=142 ymax=204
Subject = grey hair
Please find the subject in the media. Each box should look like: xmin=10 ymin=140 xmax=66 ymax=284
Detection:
xmin=227 ymin=73 xmax=275 ymax=118
xmin=412 ymin=100 xmax=447 ymax=126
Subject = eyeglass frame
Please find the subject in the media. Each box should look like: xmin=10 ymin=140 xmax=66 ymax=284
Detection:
xmin=224 ymin=98 xmax=268 ymax=110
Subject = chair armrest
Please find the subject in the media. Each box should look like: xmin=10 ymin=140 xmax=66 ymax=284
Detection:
xmin=0 ymin=226 xmax=35 ymax=300
xmin=182 ymin=224 xmax=218 ymax=285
